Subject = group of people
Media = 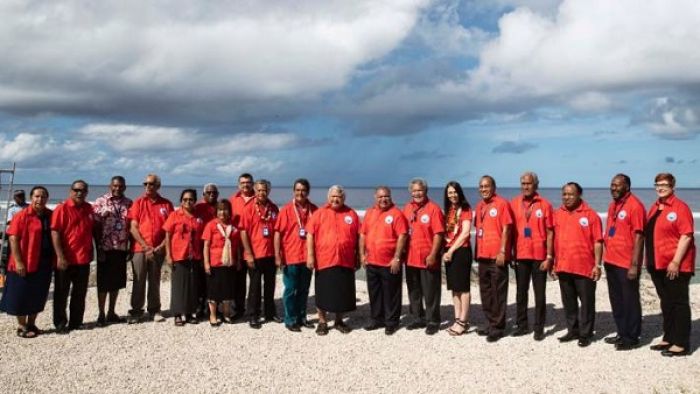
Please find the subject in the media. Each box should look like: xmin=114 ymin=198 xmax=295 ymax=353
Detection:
xmin=0 ymin=171 xmax=694 ymax=357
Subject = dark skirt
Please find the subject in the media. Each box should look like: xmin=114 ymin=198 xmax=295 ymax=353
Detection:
xmin=445 ymin=247 xmax=472 ymax=292
xmin=97 ymin=250 xmax=128 ymax=292
xmin=206 ymin=266 xmax=235 ymax=302
xmin=315 ymin=266 xmax=356 ymax=313
xmin=0 ymin=258 xmax=52 ymax=316
xmin=170 ymin=260 xmax=202 ymax=315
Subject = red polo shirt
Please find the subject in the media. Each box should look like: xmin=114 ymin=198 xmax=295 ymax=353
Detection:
xmin=603 ymin=192 xmax=646 ymax=269
xmin=229 ymin=191 xmax=255 ymax=225
xmin=361 ymin=205 xmax=409 ymax=267
xmin=474 ymin=194 xmax=513 ymax=260
xmin=162 ymin=208 xmax=206 ymax=261
xmin=240 ymin=200 xmax=279 ymax=259
xmin=444 ymin=206 xmax=473 ymax=248
xmin=194 ymin=200 xmax=217 ymax=224
xmin=553 ymin=201 xmax=603 ymax=277
xmin=510 ymin=193 xmax=553 ymax=261
xmin=6 ymin=207 xmax=54 ymax=273
xmin=128 ymin=194 xmax=174 ymax=252
xmin=274 ymin=200 xmax=318 ymax=265
xmin=403 ymin=199 xmax=445 ymax=270
xmin=307 ymin=205 xmax=360 ymax=270
xmin=647 ymin=194 xmax=696 ymax=273
xmin=51 ymin=199 xmax=95 ymax=265
xmin=202 ymin=218 xmax=241 ymax=268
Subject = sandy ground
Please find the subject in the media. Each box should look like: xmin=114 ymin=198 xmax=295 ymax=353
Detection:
xmin=0 ymin=270 xmax=698 ymax=394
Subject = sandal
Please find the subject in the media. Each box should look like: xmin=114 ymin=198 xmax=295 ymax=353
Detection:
xmin=16 ymin=326 xmax=37 ymax=339
xmin=209 ymin=319 xmax=222 ymax=327
xmin=222 ymin=316 xmax=235 ymax=324
xmin=447 ymin=319 xmax=468 ymax=336
xmin=174 ymin=316 xmax=185 ymax=327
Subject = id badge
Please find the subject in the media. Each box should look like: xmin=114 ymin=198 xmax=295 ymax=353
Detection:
xmin=524 ymin=227 xmax=532 ymax=238
xmin=608 ymin=227 xmax=616 ymax=237
xmin=262 ymin=226 xmax=270 ymax=237
xmin=298 ymin=228 xmax=306 ymax=238
xmin=477 ymin=228 xmax=483 ymax=238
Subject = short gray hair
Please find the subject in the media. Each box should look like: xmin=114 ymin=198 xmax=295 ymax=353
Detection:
xmin=408 ymin=177 xmax=428 ymax=191
xmin=375 ymin=185 xmax=391 ymax=195
xmin=328 ymin=184 xmax=345 ymax=198
xmin=520 ymin=171 xmax=539 ymax=188
xmin=145 ymin=173 xmax=161 ymax=186
xmin=203 ymin=183 xmax=218 ymax=191
xmin=254 ymin=179 xmax=271 ymax=190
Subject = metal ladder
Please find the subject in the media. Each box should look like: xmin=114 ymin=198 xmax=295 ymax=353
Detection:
xmin=0 ymin=162 xmax=17 ymax=287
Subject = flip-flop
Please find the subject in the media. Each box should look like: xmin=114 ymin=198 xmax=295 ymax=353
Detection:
xmin=16 ymin=327 xmax=37 ymax=339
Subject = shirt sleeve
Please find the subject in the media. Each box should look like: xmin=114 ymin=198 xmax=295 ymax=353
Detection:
xmin=394 ymin=211 xmax=409 ymax=235
xmin=201 ymin=221 xmax=213 ymax=242
xmin=127 ymin=200 xmax=140 ymax=222
xmin=591 ymin=212 xmax=604 ymax=242
xmin=544 ymin=202 xmax=554 ymax=229
xmin=630 ymin=202 xmax=646 ymax=233
xmin=430 ymin=205 xmax=446 ymax=233
xmin=162 ymin=212 xmax=176 ymax=233
xmin=677 ymin=203 xmax=695 ymax=236
xmin=6 ymin=211 xmax=21 ymax=236
xmin=307 ymin=210 xmax=319 ymax=236
xmin=50 ymin=205 xmax=64 ymax=232
xmin=501 ymin=200 xmax=514 ymax=226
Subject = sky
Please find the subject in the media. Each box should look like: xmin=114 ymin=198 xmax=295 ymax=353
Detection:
xmin=1 ymin=0 xmax=699 ymax=188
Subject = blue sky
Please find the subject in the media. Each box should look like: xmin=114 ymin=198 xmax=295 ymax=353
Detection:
xmin=1 ymin=0 xmax=699 ymax=188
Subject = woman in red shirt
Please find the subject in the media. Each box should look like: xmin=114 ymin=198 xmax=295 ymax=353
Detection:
xmin=163 ymin=189 xmax=206 ymax=326
xmin=0 ymin=186 xmax=54 ymax=338
xmin=441 ymin=181 xmax=473 ymax=336
xmin=645 ymin=173 xmax=695 ymax=357
xmin=202 ymin=200 xmax=241 ymax=326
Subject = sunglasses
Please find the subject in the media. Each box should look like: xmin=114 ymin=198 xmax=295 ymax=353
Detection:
xmin=72 ymin=188 xmax=87 ymax=193
xmin=143 ymin=182 xmax=157 ymax=187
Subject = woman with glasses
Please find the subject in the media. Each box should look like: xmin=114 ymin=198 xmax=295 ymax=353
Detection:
xmin=645 ymin=173 xmax=695 ymax=357
xmin=163 ymin=189 xmax=206 ymax=326
xmin=0 ymin=187 xmax=54 ymax=338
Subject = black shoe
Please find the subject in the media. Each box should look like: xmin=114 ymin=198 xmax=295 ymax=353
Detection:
xmin=249 ymin=319 xmax=262 ymax=329
xmin=476 ymin=328 xmax=489 ymax=336
xmin=299 ymin=320 xmax=315 ymax=329
xmin=55 ymin=323 xmax=70 ymax=335
xmin=558 ymin=332 xmax=579 ymax=342
xmin=96 ymin=314 xmax=107 ymax=328
xmin=316 ymin=322 xmax=329 ymax=336
xmin=106 ymin=313 xmax=125 ymax=324
xmin=285 ymin=324 xmax=302 ymax=332
xmin=231 ymin=312 xmax=245 ymax=321
xmin=425 ymin=325 xmax=439 ymax=335
xmin=385 ymin=326 xmax=398 ymax=336
xmin=661 ymin=349 xmax=689 ymax=357
xmin=533 ymin=331 xmax=545 ymax=341
xmin=650 ymin=343 xmax=671 ymax=351
xmin=511 ymin=326 xmax=529 ymax=337
xmin=335 ymin=321 xmax=352 ymax=334
xmin=577 ymin=337 xmax=591 ymax=347
xmin=406 ymin=321 xmax=427 ymax=330
xmin=615 ymin=340 xmax=639 ymax=351
xmin=67 ymin=323 xmax=85 ymax=331
xmin=604 ymin=335 xmax=622 ymax=345
xmin=127 ymin=314 xmax=141 ymax=325
xmin=364 ymin=322 xmax=385 ymax=331
xmin=486 ymin=333 xmax=503 ymax=343
xmin=265 ymin=315 xmax=282 ymax=323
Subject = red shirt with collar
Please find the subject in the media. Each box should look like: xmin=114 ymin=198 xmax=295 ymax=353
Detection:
xmin=553 ymin=201 xmax=603 ymax=277
xmin=274 ymin=200 xmax=318 ymax=265
xmin=229 ymin=191 xmax=255 ymax=226
xmin=240 ymin=199 xmax=279 ymax=259
xmin=403 ymin=199 xmax=445 ymax=270
xmin=7 ymin=207 xmax=54 ymax=273
xmin=202 ymin=218 xmax=241 ymax=268
xmin=647 ymin=194 xmax=695 ymax=273
xmin=603 ymin=192 xmax=646 ymax=269
xmin=194 ymin=200 xmax=217 ymax=224
xmin=474 ymin=194 xmax=514 ymax=260
xmin=128 ymin=194 xmax=174 ymax=253
xmin=50 ymin=199 xmax=95 ymax=265
xmin=162 ymin=208 xmax=206 ymax=261
xmin=307 ymin=205 xmax=360 ymax=270
xmin=361 ymin=205 xmax=409 ymax=267
xmin=510 ymin=193 xmax=553 ymax=261
xmin=444 ymin=206 xmax=473 ymax=248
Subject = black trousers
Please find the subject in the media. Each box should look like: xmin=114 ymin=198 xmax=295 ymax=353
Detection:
xmin=605 ymin=263 xmax=641 ymax=341
xmin=405 ymin=266 xmax=441 ymax=326
xmin=515 ymin=259 xmax=547 ymax=332
xmin=247 ymin=257 xmax=277 ymax=319
xmin=53 ymin=265 xmax=90 ymax=329
xmin=233 ymin=264 xmax=247 ymax=314
xmin=558 ymin=272 xmax=596 ymax=338
xmin=478 ymin=260 xmax=508 ymax=336
xmin=649 ymin=269 xmax=691 ymax=349
xmin=366 ymin=264 xmax=402 ymax=328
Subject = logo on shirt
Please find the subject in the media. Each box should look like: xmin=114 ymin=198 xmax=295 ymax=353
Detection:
xmin=196 ymin=218 xmax=203 ymax=224
xmin=385 ymin=215 xmax=394 ymax=224
xmin=160 ymin=207 xmax=168 ymax=216
xmin=535 ymin=209 xmax=543 ymax=218
xmin=344 ymin=215 xmax=353 ymax=225
xmin=667 ymin=212 xmax=677 ymax=222
xmin=489 ymin=208 xmax=498 ymax=217
xmin=617 ymin=210 xmax=627 ymax=220
xmin=420 ymin=213 xmax=430 ymax=224
xmin=579 ymin=217 xmax=589 ymax=227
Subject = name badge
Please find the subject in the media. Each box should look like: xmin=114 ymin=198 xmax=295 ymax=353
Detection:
xmin=298 ymin=228 xmax=306 ymax=238
xmin=477 ymin=228 xmax=483 ymax=238
xmin=524 ymin=227 xmax=532 ymax=238
xmin=608 ymin=227 xmax=616 ymax=237
xmin=262 ymin=226 xmax=270 ymax=237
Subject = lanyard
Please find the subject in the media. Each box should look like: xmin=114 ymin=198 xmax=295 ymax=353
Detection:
xmin=255 ymin=202 xmax=272 ymax=223
xmin=479 ymin=201 xmax=493 ymax=226
xmin=521 ymin=197 xmax=536 ymax=223
xmin=410 ymin=202 xmax=426 ymax=223
xmin=292 ymin=200 xmax=309 ymax=230
xmin=610 ymin=194 xmax=629 ymax=228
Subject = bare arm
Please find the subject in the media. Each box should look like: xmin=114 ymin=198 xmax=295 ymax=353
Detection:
xmin=591 ymin=241 xmax=603 ymax=281
xmin=239 ymin=230 xmax=255 ymax=268
xmin=540 ymin=228 xmax=554 ymax=271
xmin=391 ymin=233 xmax=407 ymax=274
xmin=306 ymin=233 xmax=315 ymax=270
xmin=495 ymin=224 xmax=511 ymax=267
xmin=628 ymin=232 xmax=644 ymax=279
xmin=51 ymin=230 xmax=67 ymax=270
xmin=426 ymin=233 xmax=443 ymax=269
xmin=164 ymin=232 xmax=173 ymax=265
xmin=444 ymin=219 xmax=471 ymax=261
xmin=203 ymin=239 xmax=211 ymax=274
xmin=273 ymin=231 xmax=283 ymax=268
xmin=358 ymin=234 xmax=367 ymax=267
xmin=667 ymin=234 xmax=693 ymax=279
xmin=9 ymin=235 xmax=25 ymax=276
xmin=130 ymin=220 xmax=152 ymax=253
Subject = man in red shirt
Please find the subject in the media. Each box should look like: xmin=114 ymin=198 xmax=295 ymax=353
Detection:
xmin=127 ymin=174 xmax=174 ymax=324
xmin=360 ymin=186 xmax=408 ymax=335
xmin=50 ymin=180 xmax=96 ymax=333
xmin=228 ymin=173 xmax=255 ymax=320
xmin=603 ymin=174 xmax=646 ymax=350
xmin=474 ymin=175 xmax=513 ymax=342
xmin=510 ymin=172 xmax=554 ymax=340
xmin=240 ymin=179 xmax=280 ymax=328
xmin=274 ymin=178 xmax=318 ymax=332
xmin=194 ymin=182 xmax=219 ymax=318
xmin=553 ymin=182 xmax=603 ymax=347
xmin=403 ymin=178 xmax=444 ymax=335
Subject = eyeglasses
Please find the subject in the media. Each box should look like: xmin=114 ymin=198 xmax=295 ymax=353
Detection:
xmin=72 ymin=188 xmax=87 ymax=194
xmin=654 ymin=183 xmax=672 ymax=189
xmin=143 ymin=182 xmax=157 ymax=187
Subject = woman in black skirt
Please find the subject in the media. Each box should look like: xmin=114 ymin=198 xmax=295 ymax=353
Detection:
xmin=442 ymin=181 xmax=473 ymax=336
xmin=163 ymin=189 xmax=205 ymax=326
xmin=0 ymin=186 xmax=54 ymax=338
xmin=202 ymin=200 xmax=240 ymax=326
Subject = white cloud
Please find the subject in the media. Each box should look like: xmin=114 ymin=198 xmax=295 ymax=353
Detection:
xmin=0 ymin=133 xmax=56 ymax=162
xmin=78 ymin=124 xmax=197 ymax=151
xmin=171 ymin=156 xmax=283 ymax=176
xmin=643 ymin=97 xmax=700 ymax=139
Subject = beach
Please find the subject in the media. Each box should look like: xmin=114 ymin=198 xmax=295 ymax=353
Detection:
xmin=0 ymin=271 xmax=698 ymax=394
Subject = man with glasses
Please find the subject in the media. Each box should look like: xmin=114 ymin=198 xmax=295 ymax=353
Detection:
xmin=228 ymin=173 xmax=255 ymax=320
xmin=127 ymin=174 xmax=174 ymax=323
xmin=195 ymin=183 xmax=219 ymax=318
xmin=51 ymin=180 xmax=96 ymax=332
xmin=93 ymin=176 xmax=133 ymax=327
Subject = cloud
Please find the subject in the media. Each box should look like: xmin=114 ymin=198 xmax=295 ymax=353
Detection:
xmin=0 ymin=133 xmax=56 ymax=162
xmin=399 ymin=150 xmax=453 ymax=160
xmin=639 ymin=97 xmax=700 ymax=139
xmin=492 ymin=141 xmax=537 ymax=154
xmin=79 ymin=124 xmax=197 ymax=151
xmin=665 ymin=156 xmax=675 ymax=163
